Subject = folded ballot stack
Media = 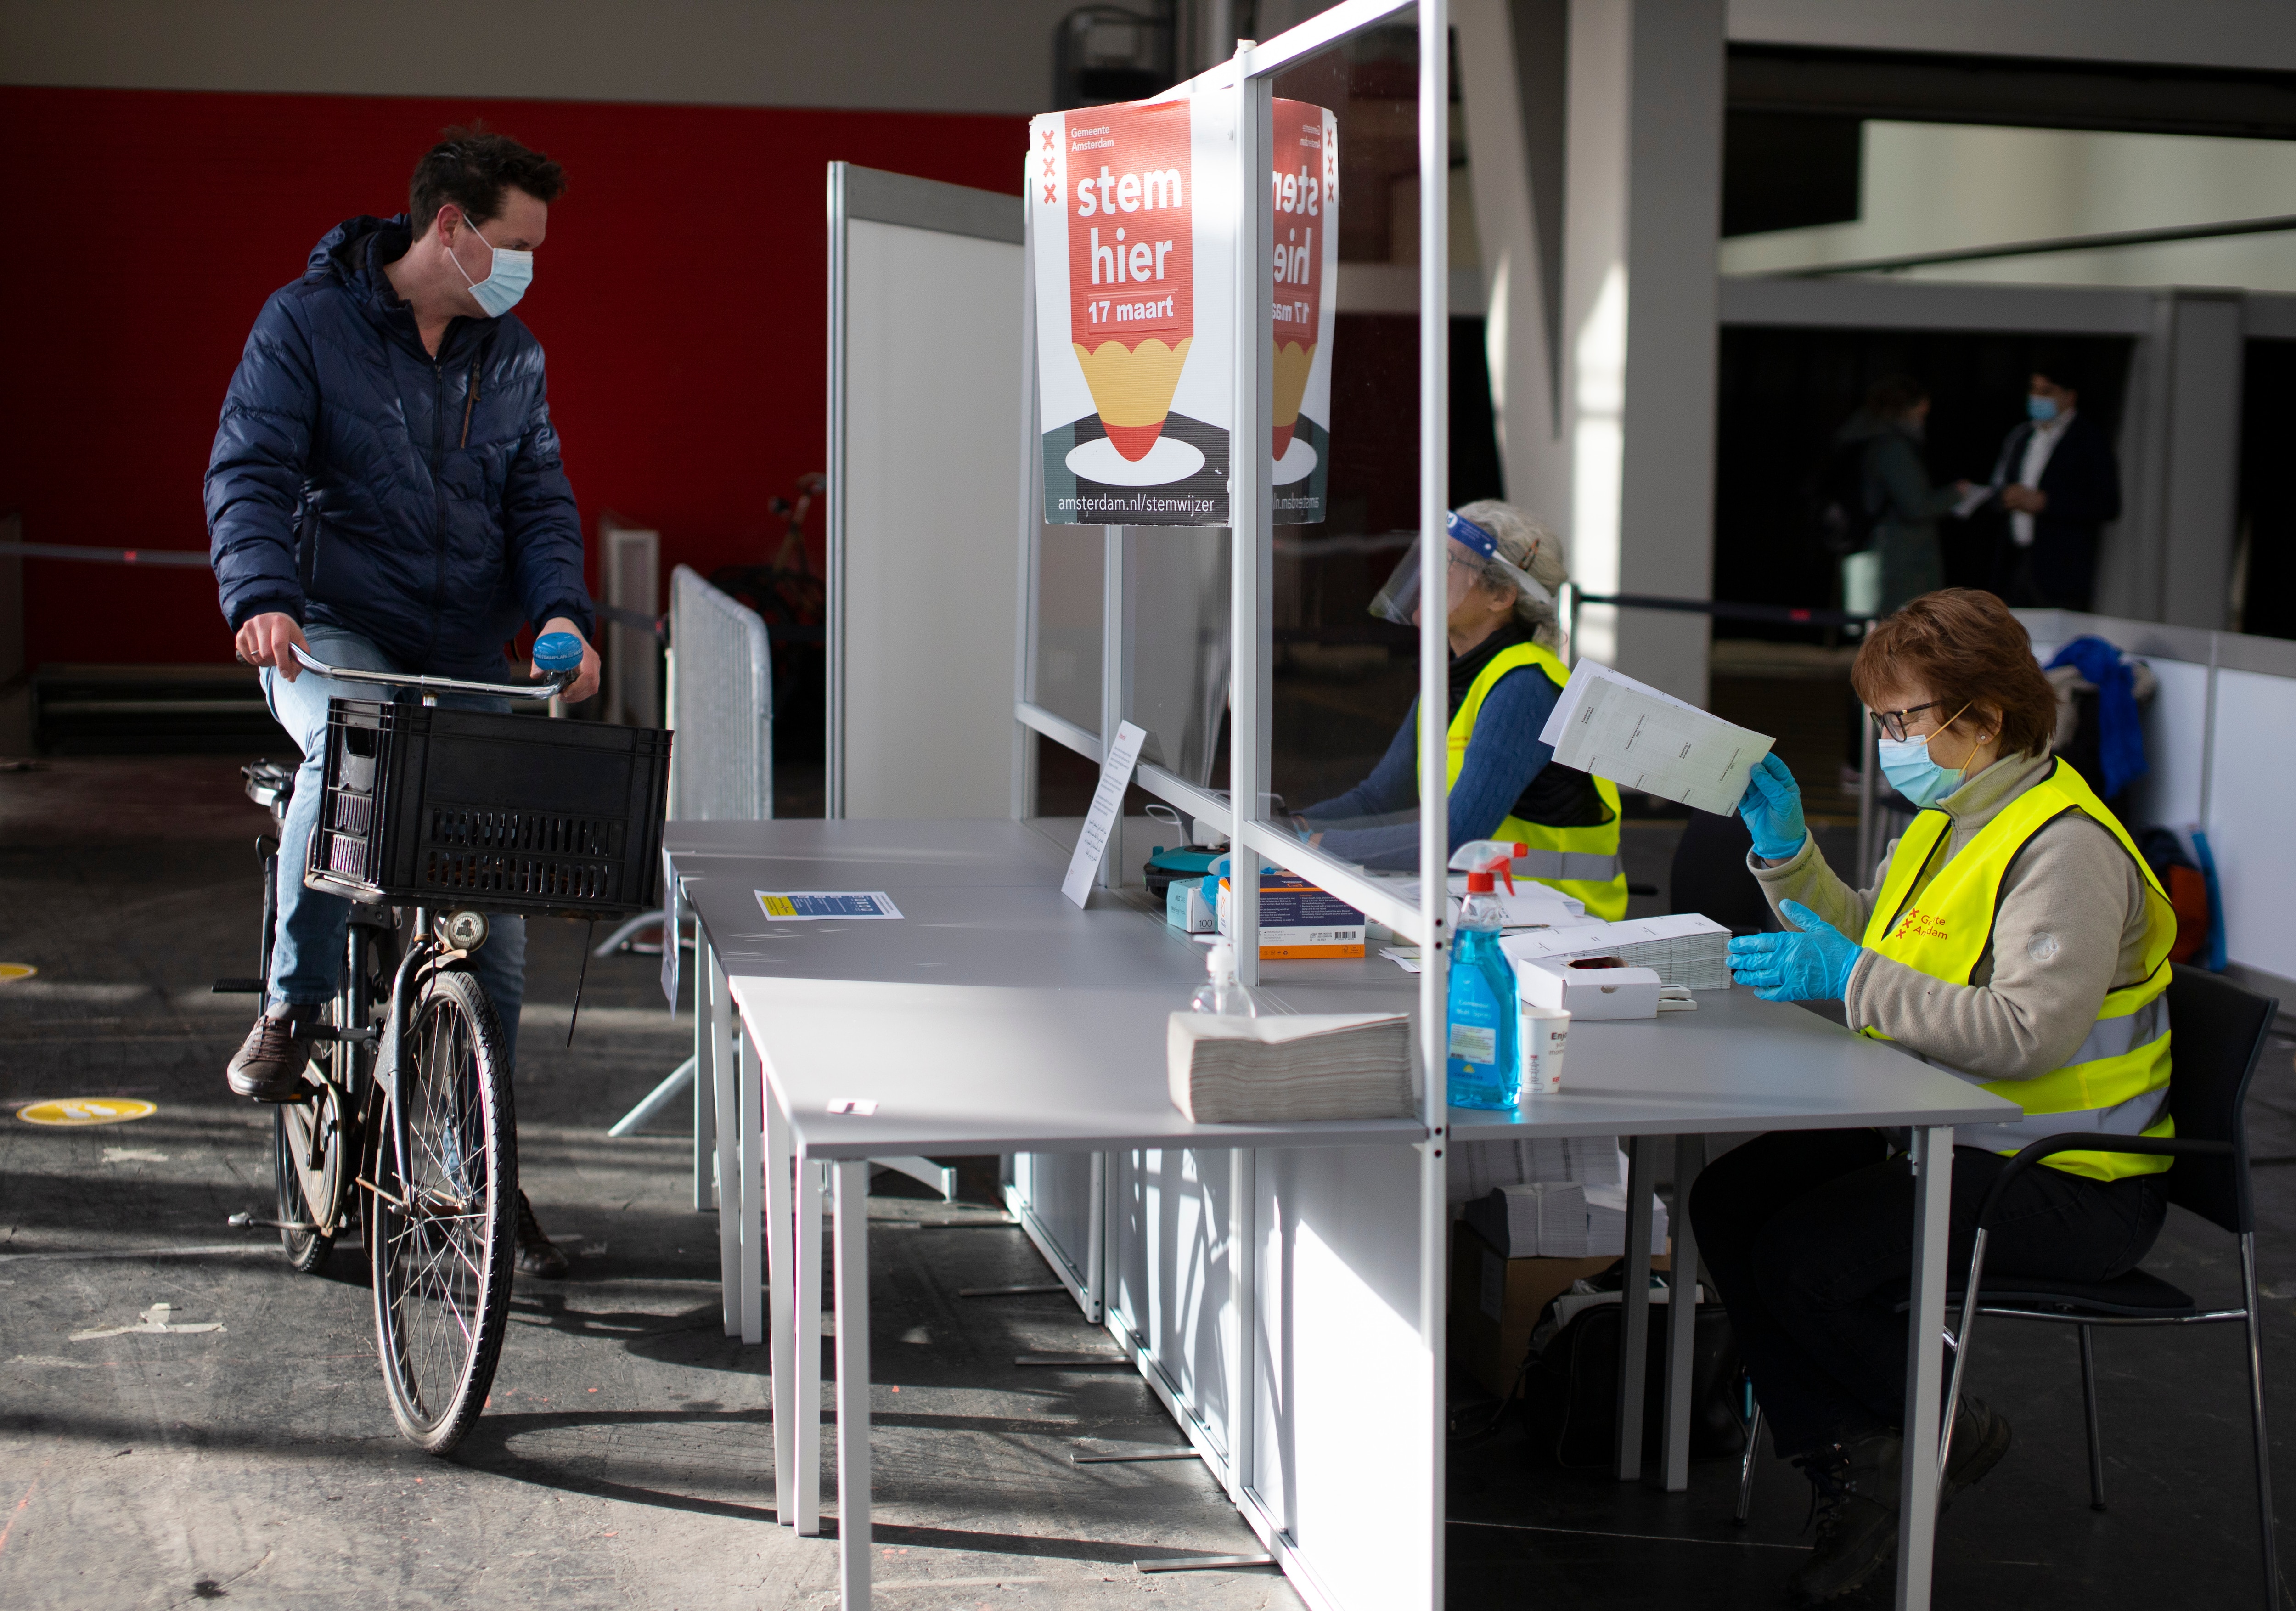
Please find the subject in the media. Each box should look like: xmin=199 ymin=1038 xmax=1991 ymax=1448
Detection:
xmin=1167 ymin=1012 xmax=1415 ymax=1123
xmin=1500 ymin=913 xmax=1732 ymax=991
xmin=1462 ymin=1138 xmax=1669 ymax=1258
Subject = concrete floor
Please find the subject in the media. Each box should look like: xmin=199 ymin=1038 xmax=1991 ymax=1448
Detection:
xmin=0 ymin=759 xmax=1298 ymax=1611
xmin=5 ymin=757 xmax=2295 ymax=1610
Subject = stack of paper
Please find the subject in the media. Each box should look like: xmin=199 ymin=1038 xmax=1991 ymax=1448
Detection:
xmin=1500 ymin=913 xmax=1732 ymax=990
xmin=1168 ymin=1012 xmax=1414 ymax=1123
xmin=1463 ymin=1142 xmax=1668 ymax=1257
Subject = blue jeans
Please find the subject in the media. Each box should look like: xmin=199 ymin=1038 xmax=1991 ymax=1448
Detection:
xmin=261 ymin=623 xmax=527 ymax=1071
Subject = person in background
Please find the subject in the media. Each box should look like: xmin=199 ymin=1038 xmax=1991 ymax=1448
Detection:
xmin=1833 ymin=375 xmax=1974 ymax=615
xmin=1986 ymin=358 xmax=2122 ymax=610
xmin=1294 ymin=501 xmax=1626 ymax=919
xmin=206 ymin=127 xmax=602 ymax=1279
xmin=1690 ymin=588 xmax=2177 ymax=1605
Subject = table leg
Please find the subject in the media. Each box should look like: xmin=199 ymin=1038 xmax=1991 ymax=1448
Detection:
xmin=739 ymin=1024 xmax=765 ymax=1346
xmin=693 ymin=941 xmax=715 ymax=1213
xmin=1616 ymin=1135 xmax=1654 ymax=1481
xmin=1894 ymin=1125 xmax=1953 ymax=1610
xmin=1660 ymin=1132 xmax=1705 ymax=1491
xmin=710 ymin=951 xmax=741 ymax=1337
xmin=833 ymin=1158 xmax=873 ymax=1610
xmin=797 ymin=1156 xmax=824 ymax=1535
xmin=767 ymin=1088 xmax=797 ymax=1525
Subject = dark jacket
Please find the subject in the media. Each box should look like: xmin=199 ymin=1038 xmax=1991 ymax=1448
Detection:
xmin=1988 ymin=411 xmax=2121 ymax=609
xmin=205 ymin=215 xmax=593 ymax=677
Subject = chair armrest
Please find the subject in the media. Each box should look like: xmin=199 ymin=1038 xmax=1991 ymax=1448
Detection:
xmin=1974 ymin=1132 xmax=2232 ymax=1230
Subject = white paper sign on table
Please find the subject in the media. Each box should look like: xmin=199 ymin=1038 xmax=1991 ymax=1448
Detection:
xmin=1538 ymin=660 xmax=1774 ymax=817
xmin=1062 ymin=720 xmax=1150 ymax=907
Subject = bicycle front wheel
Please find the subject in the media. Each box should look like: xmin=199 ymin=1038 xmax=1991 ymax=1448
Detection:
xmin=370 ymin=965 xmax=517 ymax=1454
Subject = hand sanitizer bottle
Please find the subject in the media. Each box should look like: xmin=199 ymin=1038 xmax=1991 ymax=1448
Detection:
xmin=1190 ymin=940 xmax=1264 ymax=1018
xmin=1446 ymin=841 xmax=1526 ymax=1109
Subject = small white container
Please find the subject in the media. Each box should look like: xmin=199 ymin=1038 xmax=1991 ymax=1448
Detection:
xmin=1516 ymin=955 xmax=1664 ymax=1020
xmin=1518 ymin=998 xmax=1570 ymax=1096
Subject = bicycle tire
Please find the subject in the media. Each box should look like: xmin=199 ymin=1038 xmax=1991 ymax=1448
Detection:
xmin=273 ymin=1069 xmax=339 ymax=1272
xmin=370 ymin=965 xmax=517 ymax=1455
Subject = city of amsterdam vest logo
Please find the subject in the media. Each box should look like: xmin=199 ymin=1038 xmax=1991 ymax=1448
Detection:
xmin=1894 ymin=907 xmax=1949 ymax=942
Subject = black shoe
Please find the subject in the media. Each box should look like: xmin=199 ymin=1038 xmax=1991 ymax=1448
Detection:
xmin=1789 ymin=1431 xmax=1902 ymax=1605
xmin=515 ymin=1190 xmax=570 ymax=1279
xmin=1943 ymin=1395 xmax=2012 ymax=1507
xmin=227 ymin=1007 xmax=318 ymax=1102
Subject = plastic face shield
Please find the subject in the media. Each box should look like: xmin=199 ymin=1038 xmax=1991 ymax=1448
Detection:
xmin=1368 ymin=510 xmax=1553 ymax=627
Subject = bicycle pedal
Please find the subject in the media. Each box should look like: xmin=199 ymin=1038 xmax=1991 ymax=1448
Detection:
xmin=211 ymin=977 xmax=266 ymax=995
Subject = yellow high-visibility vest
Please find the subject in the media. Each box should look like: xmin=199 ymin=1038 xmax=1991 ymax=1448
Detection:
xmin=1421 ymin=640 xmax=1627 ymax=921
xmin=1859 ymin=758 xmax=2177 ymax=1182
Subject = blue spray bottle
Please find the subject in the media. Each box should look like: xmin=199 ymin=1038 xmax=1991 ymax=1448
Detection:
xmin=1445 ymin=840 xmax=1528 ymax=1110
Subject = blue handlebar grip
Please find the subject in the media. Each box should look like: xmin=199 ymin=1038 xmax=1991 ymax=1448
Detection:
xmin=533 ymin=632 xmax=584 ymax=674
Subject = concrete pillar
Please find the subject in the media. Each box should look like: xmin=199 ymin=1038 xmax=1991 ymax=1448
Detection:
xmin=1558 ymin=0 xmax=1725 ymax=704
xmin=2100 ymin=290 xmax=2244 ymax=629
xmin=1455 ymin=0 xmax=1571 ymax=519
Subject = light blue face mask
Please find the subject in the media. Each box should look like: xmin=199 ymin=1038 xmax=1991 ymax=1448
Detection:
xmin=1876 ymin=699 xmax=1982 ymax=808
xmin=451 ymin=216 xmax=534 ymax=317
xmin=1877 ymin=734 xmax=1964 ymax=809
xmin=2026 ymin=394 xmax=2059 ymax=424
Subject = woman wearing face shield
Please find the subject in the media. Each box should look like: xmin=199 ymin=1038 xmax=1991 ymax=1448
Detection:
xmin=1687 ymin=589 xmax=2179 ymax=1605
xmin=1294 ymin=501 xmax=1627 ymax=919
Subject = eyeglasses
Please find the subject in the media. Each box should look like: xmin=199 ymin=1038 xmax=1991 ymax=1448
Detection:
xmin=1868 ymin=699 xmax=1957 ymax=742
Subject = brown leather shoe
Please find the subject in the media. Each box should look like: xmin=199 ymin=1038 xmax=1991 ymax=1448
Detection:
xmin=515 ymin=1190 xmax=570 ymax=1279
xmin=227 ymin=1008 xmax=318 ymax=1102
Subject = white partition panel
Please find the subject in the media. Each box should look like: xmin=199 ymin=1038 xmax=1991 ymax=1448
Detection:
xmin=2128 ymin=657 xmax=2210 ymax=830
xmin=1109 ymin=1148 xmax=1236 ymax=1461
xmin=1251 ymin=1142 xmax=1432 ymax=1610
xmin=829 ymin=167 xmax=1023 ymax=819
xmin=2206 ymin=668 xmax=2296 ymax=983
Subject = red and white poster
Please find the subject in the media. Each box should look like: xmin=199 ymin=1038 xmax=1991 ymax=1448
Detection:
xmin=1030 ymin=94 xmax=1336 ymax=527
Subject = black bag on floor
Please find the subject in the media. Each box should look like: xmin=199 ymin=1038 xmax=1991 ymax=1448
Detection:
xmin=1526 ymin=1297 xmax=1745 ymax=1469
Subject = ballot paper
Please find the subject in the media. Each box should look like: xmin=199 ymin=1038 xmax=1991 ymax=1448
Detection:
xmin=1538 ymin=660 xmax=1773 ymax=816
xmin=1063 ymin=720 xmax=1150 ymax=907
xmin=755 ymin=891 xmax=904 ymax=920
xmin=1953 ymin=481 xmax=1996 ymax=519
xmin=1500 ymin=913 xmax=1732 ymax=990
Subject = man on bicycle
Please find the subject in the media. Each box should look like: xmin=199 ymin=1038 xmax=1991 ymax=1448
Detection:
xmin=205 ymin=127 xmax=600 ymax=1278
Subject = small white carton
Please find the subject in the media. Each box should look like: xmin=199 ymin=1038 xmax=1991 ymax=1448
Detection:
xmin=1514 ymin=955 xmax=1665 ymax=1020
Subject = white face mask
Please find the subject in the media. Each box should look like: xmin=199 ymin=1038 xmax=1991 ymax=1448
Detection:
xmin=450 ymin=214 xmax=533 ymax=317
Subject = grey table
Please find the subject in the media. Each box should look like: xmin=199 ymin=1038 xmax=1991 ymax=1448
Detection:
xmin=669 ymin=819 xmax=2018 ymax=1611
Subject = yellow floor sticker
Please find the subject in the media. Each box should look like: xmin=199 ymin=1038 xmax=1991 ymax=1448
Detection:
xmin=0 ymin=963 xmax=36 ymax=983
xmin=17 ymin=1098 xmax=158 ymax=1127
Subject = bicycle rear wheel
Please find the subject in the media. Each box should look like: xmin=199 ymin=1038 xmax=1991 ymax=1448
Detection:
xmin=273 ymin=1072 xmax=340 ymax=1272
xmin=370 ymin=965 xmax=517 ymax=1454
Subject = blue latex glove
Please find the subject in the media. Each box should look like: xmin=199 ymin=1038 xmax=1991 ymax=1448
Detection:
xmin=1728 ymin=900 xmax=1863 ymax=1002
xmin=1736 ymin=752 xmax=1808 ymax=862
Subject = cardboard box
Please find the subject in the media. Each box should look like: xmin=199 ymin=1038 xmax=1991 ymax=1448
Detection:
xmin=1216 ymin=870 xmax=1365 ymax=958
xmin=1449 ymin=1219 xmax=1668 ymax=1399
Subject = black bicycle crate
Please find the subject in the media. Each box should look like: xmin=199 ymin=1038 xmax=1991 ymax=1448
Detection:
xmin=306 ymin=698 xmax=672 ymax=920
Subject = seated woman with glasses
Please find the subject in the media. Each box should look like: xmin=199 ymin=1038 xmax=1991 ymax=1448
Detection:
xmin=1690 ymin=587 xmax=2178 ymax=1606
xmin=1293 ymin=501 xmax=1626 ymax=919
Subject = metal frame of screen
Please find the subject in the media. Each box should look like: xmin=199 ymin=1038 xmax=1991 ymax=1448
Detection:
xmin=1010 ymin=3 xmax=1451 ymax=1601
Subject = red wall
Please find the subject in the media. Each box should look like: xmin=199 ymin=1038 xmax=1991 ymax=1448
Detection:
xmin=0 ymin=86 xmax=1024 ymax=666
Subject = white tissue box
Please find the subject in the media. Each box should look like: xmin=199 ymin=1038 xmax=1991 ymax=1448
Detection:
xmin=1515 ymin=956 xmax=1664 ymax=1020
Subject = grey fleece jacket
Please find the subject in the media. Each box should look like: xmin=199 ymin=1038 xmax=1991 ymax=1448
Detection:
xmin=1751 ymin=751 xmax=2153 ymax=1082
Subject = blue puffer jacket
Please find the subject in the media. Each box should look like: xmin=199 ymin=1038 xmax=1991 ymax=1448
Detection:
xmin=205 ymin=214 xmax=593 ymax=677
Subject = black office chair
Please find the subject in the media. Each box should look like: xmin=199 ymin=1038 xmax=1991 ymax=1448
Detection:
xmin=1735 ymin=966 xmax=2283 ymax=1605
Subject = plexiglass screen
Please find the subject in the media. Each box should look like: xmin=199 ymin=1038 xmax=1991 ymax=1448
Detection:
xmin=1031 ymin=520 xmax=1103 ymax=734
xmin=1124 ymin=524 xmax=1230 ymax=785
xmin=1255 ymin=16 xmax=1429 ymax=867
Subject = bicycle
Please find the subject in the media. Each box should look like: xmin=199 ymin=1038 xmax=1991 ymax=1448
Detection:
xmin=216 ymin=634 xmax=670 ymax=1454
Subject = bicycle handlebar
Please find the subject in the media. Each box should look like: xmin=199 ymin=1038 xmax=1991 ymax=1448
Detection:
xmin=290 ymin=644 xmax=575 ymax=701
